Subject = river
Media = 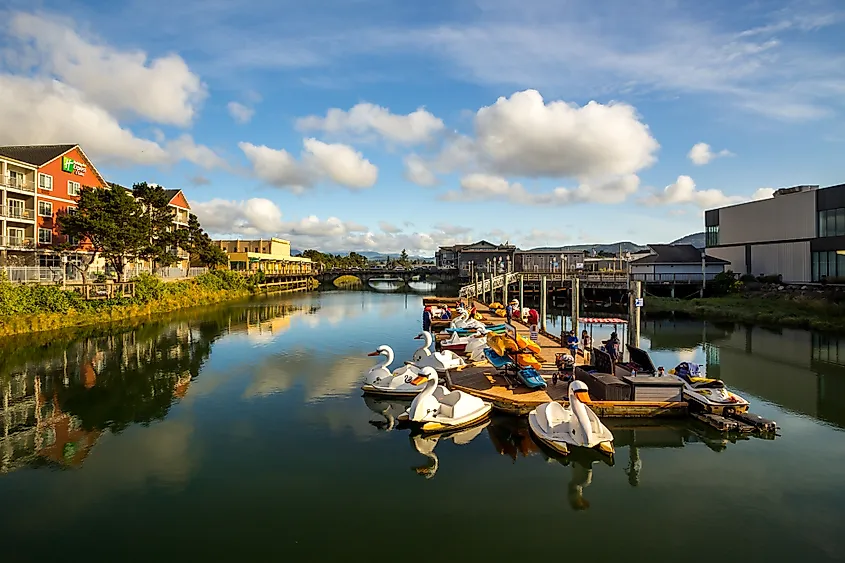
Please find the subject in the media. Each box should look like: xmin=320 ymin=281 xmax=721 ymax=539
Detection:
xmin=1 ymin=290 xmax=844 ymax=562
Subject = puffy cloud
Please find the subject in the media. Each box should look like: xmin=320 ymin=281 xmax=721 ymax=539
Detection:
xmin=405 ymin=90 xmax=657 ymax=188
xmin=441 ymin=173 xmax=640 ymax=205
xmin=751 ymin=187 xmax=775 ymax=200
xmin=378 ymin=221 xmax=402 ymax=234
xmin=8 ymin=12 xmax=205 ymax=126
xmin=302 ymin=139 xmax=378 ymax=189
xmin=239 ymin=139 xmax=378 ymax=192
xmin=188 ymin=174 xmax=211 ymax=186
xmin=296 ymin=102 xmax=445 ymax=144
xmin=190 ymin=197 xmax=463 ymax=255
xmin=688 ymin=142 xmax=733 ymax=165
xmin=403 ymin=154 xmax=439 ymax=186
xmin=473 ymin=90 xmax=658 ymax=178
xmin=227 ymin=101 xmax=255 ymax=124
xmin=641 ymin=175 xmax=744 ymax=208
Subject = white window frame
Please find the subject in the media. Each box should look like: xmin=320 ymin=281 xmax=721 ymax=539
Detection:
xmin=67 ymin=180 xmax=81 ymax=196
xmin=39 ymin=173 xmax=53 ymax=191
xmin=38 ymin=200 xmax=53 ymax=217
xmin=38 ymin=228 xmax=52 ymax=244
xmin=8 ymin=227 xmax=25 ymax=243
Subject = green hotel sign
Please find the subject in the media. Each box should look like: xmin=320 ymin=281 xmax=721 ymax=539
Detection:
xmin=62 ymin=156 xmax=87 ymax=176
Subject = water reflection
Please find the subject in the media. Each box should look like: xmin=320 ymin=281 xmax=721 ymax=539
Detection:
xmin=409 ymin=422 xmax=490 ymax=479
xmin=363 ymin=396 xmax=411 ymax=431
xmin=0 ymin=301 xmax=310 ymax=474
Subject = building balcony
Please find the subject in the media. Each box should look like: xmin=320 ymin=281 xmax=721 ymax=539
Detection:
xmin=0 ymin=236 xmax=36 ymax=249
xmin=1 ymin=177 xmax=36 ymax=193
xmin=0 ymin=206 xmax=36 ymax=221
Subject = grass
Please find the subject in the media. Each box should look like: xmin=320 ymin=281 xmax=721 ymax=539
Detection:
xmin=0 ymin=272 xmax=317 ymax=337
xmin=645 ymin=294 xmax=845 ymax=332
xmin=333 ymin=275 xmax=362 ymax=287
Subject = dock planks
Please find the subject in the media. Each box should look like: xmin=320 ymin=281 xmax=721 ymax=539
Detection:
xmin=446 ymin=301 xmax=687 ymax=417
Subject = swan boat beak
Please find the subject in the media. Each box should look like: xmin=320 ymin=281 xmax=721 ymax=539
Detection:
xmin=367 ymin=351 xmax=380 ymax=356
xmin=413 ymin=334 xmax=424 ymax=340
xmin=573 ymin=389 xmax=592 ymax=404
xmin=598 ymin=441 xmax=615 ymax=456
xmin=410 ymin=375 xmax=428 ymax=385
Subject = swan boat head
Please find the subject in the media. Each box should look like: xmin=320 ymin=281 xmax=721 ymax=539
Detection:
xmin=365 ymin=345 xmax=394 ymax=385
xmin=412 ymin=332 xmax=434 ymax=361
xmin=568 ymin=380 xmax=614 ymax=456
xmin=407 ymin=367 xmax=440 ymax=422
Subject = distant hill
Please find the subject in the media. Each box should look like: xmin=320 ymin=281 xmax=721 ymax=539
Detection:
xmin=527 ymin=241 xmax=648 ymax=254
xmin=670 ymin=232 xmax=705 ymax=248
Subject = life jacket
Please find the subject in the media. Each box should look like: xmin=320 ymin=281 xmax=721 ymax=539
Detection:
xmin=527 ymin=309 xmax=539 ymax=325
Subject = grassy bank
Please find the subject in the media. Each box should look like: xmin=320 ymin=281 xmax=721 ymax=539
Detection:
xmin=645 ymin=294 xmax=845 ymax=332
xmin=0 ymin=271 xmax=311 ymax=337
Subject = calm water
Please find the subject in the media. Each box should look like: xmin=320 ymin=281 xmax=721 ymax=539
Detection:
xmin=2 ymin=291 xmax=845 ymax=562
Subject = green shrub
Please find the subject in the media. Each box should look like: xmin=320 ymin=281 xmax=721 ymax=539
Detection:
xmin=133 ymin=272 xmax=165 ymax=303
xmin=196 ymin=269 xmax=250 ymax=291
xmin=756 ymin=274 xmax=782 ymax=284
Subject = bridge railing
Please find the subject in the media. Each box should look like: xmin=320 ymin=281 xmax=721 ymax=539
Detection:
xmin=459 ymin=272 xmax=519 ymax=298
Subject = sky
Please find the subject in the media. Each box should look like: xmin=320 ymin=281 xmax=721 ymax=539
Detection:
xmin=0 ymin=0 xmax=843 ymax=256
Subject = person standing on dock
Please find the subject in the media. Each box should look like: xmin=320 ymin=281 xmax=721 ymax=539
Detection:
xmin=581 ymin=330 xmax=591 ymax=363
xmin=567 ymin=330 xmax=579 ymax=358
xmin=423 ymin=306 xmax=433 ymax=333
xmin=506 ymin=299 xmax=517 ymax=325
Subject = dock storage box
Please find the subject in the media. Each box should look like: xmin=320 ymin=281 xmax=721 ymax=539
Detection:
xmin=621 ymin=374 xmax=684 ymax=402
xmin=575 ymin=366 xmax=632 ymax=401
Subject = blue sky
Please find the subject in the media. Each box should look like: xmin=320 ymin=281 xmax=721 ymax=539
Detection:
xmin=1 ymin=0 xmax=843 ymax=255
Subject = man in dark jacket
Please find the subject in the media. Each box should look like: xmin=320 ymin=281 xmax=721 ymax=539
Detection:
xmin=422 ymin=307 xmax=432 ymax=333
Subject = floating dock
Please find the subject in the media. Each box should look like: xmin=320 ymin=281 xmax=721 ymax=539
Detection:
xmin=444 ymin=301 xmax=687 ymax=417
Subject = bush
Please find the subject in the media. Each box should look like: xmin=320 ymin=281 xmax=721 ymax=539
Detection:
xmin=709 ymin=270 xmax=743 ymax=296
xmin=133 ymin=272 xmax=166 ymax=303
xmin=756 ymin=274 xmax=783 ymax=284
xmin=196 ymin=269 xmax=250 ymax=291
xmin=0 ymin=276 xmax=84 ymax=316
xmin=739 ymin=274 xmax=757 ymax=283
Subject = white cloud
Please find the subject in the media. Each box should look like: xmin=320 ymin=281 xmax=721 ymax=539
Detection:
xmin=473 ymin=90 xmax=658 ymax=178
xmin=8 ymin=12 xmax=205 ymax=126
xmin=227 ymin=101 xmax=255 ymax=124
xmin=239 ymin=139 xmax=378 ymax=191
xmin=441 ymin=173 xmax=641 ymax=206
xmin=190 ymin=197 xmax=462 ymax=255
xmin=403 ymin=154 xmax=439 ymax=186
xmin=296 ymin=102 xmax=445 ymax=144
xmin=404 ymin=90 xmax=657 ymax=189
xmin=751 ymin=187 xmax=775 ymax=200
xmin=302 ymin=138 xmax=378 ymax=189
xmin=378 ymin=221 xmax=402 ymax=234
xmin=688 ymin=142 xmax=734 ymax=165
xmin=641 ymin=175 xmax=744 ymax=208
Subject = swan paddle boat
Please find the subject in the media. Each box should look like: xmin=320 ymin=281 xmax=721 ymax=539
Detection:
xmin=409 ymin=332 xmax=465 ymax=371
xmin=362 ymin=345 xmax=429 ymax=397
xmin=670 ymin=362 xmax=749 ymax=414
xmin=440 ymin=329 xmax=486 ymax=354
xmin=410 ymin=421 xmax=490 ymax=479
xmin=449 ymin=309 xmax=486 ymax=331
xmin=398 ymin=367 xmax=492 ymax=433
xmin=528 ymin=380 xmax=614 ymax=457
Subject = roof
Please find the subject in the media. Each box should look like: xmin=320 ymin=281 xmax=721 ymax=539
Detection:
xmin=517 ymin=248 xmax=587 ymax=255
xmin=163 ymin=188 xmax=180 ymax=200
xmin=631 ymin=244 xmax=729 ymax=265
xmin=0 ymin=144 xmax=77 ymax=166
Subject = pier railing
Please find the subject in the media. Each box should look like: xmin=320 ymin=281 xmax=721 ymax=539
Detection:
xmin=459 ymin=272 xmax=519 ymax=298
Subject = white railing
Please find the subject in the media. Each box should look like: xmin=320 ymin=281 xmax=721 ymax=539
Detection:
xmin=1 ymin=176 xmax=36 ymax=193
xmin=1 ymin=265 xmax=209 ymax=284
xmin=459 ymin=272 xmax=519 ymax=298
xmin=0 ymin=236 xmax=36 ymax=249
xmin=0 ymin=206 xmax=36 ymax=220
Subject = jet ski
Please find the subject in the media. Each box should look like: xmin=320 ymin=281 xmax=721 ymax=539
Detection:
xmin=670 ymin=362 xmax=749 ymax=414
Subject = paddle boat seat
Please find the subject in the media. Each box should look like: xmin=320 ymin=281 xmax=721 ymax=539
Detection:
xmin=686 ymin=376 xmax=726 ymax=389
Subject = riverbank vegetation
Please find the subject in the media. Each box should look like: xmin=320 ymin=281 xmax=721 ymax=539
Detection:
xmin=646 ymin=282 xmax=845 ymax=332
xmin=0 ymin=270 xmax=269 ymax=336
xmin=333 ymin=275 xmax=363 ymax=288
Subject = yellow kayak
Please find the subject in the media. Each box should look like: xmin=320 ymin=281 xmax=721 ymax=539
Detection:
xmin=515 ymin=334 xmax=541 ymax=355
xmin=489 ymin=302 xmax=504 ymax=309
xmin=487 ymin=332 xmax=518 ymax=356
xmin=513 ymin=353 xmax=541 ymax=369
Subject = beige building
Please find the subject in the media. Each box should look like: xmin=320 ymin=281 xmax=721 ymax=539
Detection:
xmin=214 ymin=238 xmax=314 ymax=275
xmin=0 ymin=154 xmax=38 ymax=263
xmin=705 ymin=184 xmax=844 ymax=283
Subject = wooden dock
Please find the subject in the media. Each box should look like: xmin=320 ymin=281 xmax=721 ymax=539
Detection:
xmin=446 ymin=301 xmax=687 ymax=417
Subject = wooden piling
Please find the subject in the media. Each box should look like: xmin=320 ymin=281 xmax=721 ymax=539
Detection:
xmin=481 ymin=273 xmax=486 ymax=303
xmin=540 ymin=275 xmax=548 ymax=333
xmin=503 ymin=274 xmax=508 ymax=306
xmin=628 ymin=280 xmax=642 ymax=349
xmin=519 ymin=275 xmax=524 ymax=310
xmin=571 ymin=276 xmax=580 ymax=338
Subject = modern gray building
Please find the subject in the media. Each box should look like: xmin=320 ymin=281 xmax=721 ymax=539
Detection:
xmin=705 ymin=183 xmax=845 ymax=283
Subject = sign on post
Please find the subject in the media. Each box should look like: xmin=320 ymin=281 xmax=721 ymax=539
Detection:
xmin=635 ymin=297 xmax=644 ymax=307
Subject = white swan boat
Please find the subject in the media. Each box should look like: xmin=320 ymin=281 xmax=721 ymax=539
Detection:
xmin=447 ymin=309 xmax=485 ymax=332
xmin=440 ymin=329 xmax=486 ymax=354
xmin=409 ymin=332 xmax=465 ymax=371
xmin=529 ymin=380 xmax=614 ymax=456
xmin=398 ymin=367 xmax=491 ymax=433
xmin=362 ymin=345 xmax=429 ymax=397
xmin=410 ymin=421 xmax=490 ymax=479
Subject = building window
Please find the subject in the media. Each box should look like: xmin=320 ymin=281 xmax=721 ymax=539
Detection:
xmin=38 ymin=201 xmax=53 ymax=217
xmin=39 ymin=173 xmax=53 ymax=191
xmin=8 ymin=170 xmax=25 ymax=188
xmin=38 ymin=228 xmax=52 ymax=244
xmin=706 ymin=225 xmax=720 ymax=247
xmin=818 ymin=208 xmax=845 ymax=238
xmin=811 ymin=250 xmax=845 ymax=281
xmin=68 ymin=181 xmax=81 ymax=196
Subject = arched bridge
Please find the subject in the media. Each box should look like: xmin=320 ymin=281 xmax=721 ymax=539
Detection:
xmin=316 ymin=268 xmax=459 ymax=285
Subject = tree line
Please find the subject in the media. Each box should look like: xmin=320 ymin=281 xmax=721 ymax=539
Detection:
xmin=57 ymin=183 xmax=227 ymax=282
xmin=300 ymin=249 xmax=423 ymax=269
